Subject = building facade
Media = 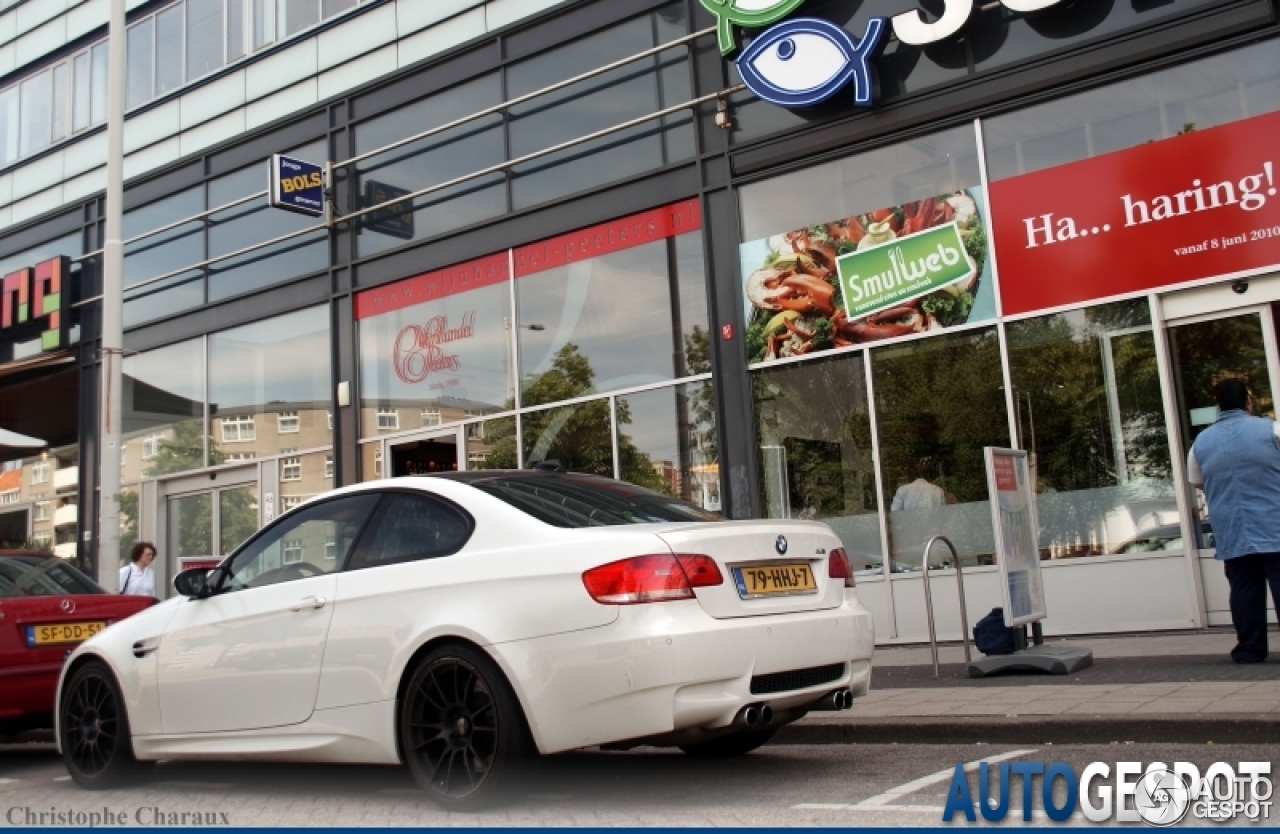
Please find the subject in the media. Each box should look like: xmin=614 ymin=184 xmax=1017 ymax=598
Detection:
xmin=0 ymin=0 xmax=1277 ymax=642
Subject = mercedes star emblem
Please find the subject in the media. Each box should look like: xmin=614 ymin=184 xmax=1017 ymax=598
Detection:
xmin=775 ymin=535 xmax=788 ymax=555
xmin=60 ymin=598 xmax=75 ymax=614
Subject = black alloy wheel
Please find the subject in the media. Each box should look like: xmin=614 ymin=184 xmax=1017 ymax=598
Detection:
xmin=60 ymin=661 xmax=150 ymax=788
xmin=399 ymin=645 xmax=532 ymax=809
xmin=679 ymin=727 xmax=777 ymax=757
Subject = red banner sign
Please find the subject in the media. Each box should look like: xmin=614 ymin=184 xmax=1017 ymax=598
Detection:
xmin=991 ymin=110 xmax=1280 ymax=316
xmin=355 ymin=199 xmax=702 ymax=320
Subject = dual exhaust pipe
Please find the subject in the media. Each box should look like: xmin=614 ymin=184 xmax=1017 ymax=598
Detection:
xmin=732 ymin=703 xmax=775 ymax=729
xmin=733 ymin=688 xmax=854 ymax=727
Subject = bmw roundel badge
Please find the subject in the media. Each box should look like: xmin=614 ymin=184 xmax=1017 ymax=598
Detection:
xmin=775 ymin=535 xmax=788 ymax=555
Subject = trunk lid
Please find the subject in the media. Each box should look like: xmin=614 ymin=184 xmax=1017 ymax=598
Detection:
xmin=654 ymin=520 xmax=844 ymax=619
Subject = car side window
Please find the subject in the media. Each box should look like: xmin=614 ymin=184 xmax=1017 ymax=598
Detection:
xmin=346 ymin=493 xmax=472 ymax=571
xmin=220 ymin=493 xmax=379 ymax=592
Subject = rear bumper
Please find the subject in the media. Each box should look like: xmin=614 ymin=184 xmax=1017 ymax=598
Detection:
xmin=0 ymin=663 xmax=58 ymax=723
xmin=491 ymin=592 xmax=874 ymax=754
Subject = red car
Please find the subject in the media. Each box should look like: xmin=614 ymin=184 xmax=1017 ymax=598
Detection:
xmin=0 ymin=551 xmax=154 ymax=735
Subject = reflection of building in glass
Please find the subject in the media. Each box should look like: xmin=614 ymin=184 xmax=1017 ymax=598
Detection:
xmin=0 ymin=446 xmax=80 ymax=559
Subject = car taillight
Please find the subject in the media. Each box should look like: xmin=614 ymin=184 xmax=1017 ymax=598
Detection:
xmin=829 ymin=548 xmax=856 ymax=588
xmin=582 ymin=553 xmax=722 ymax=605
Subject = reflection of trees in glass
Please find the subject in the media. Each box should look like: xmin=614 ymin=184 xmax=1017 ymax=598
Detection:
xmin=1007 ymin=301 xmax=1169 ymax=492
xmin=148 ymin=421 xmax=258 ymax=557
xmin=874 ymin=329 xmax=1008 ymax=503
xmin=119 ymin=489 xmax=138 ymax=567
xmin=478 ymin=343 xmax=666 ymax=489
xmin=754 ymin=353 xmax=876 ymax=520
xmin=146 ymin=420 xmax=206 ymax=476
xmin=685 ymin=326 xmax=719 ymax=468
xmin=219 ymin=487 xmax=259 ymax=555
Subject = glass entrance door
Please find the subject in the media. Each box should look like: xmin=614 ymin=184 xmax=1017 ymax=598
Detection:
xmin=166 ymin=479 xmax=260 ymax=567
xmin=1169 ymin=305 xmax=1280 ymax=552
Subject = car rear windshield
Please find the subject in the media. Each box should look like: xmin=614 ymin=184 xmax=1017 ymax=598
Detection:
xmin=466 ymin=474 xmax=723 ymax=528
xmin=0 ymin=555 xmax=103 ymax=597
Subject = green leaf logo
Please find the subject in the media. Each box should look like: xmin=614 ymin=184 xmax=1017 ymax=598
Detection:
xmin=700 ymin=0 xmax=807 ymax=55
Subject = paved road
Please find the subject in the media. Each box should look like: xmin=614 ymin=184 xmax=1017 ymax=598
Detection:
xmin=3 ymin=740 xmax=1276 ymax=826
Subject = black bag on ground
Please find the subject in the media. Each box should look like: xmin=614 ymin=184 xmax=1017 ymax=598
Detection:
xmin=974 ymin=607 xmax=1017 ymax=655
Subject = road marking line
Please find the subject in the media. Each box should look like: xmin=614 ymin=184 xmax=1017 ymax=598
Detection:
xmin=796 ymin=803 xmax=945 ymax=813
xmin=856 ymin=748 xmax=1036 ymax=807
xmin=793 ymin=748 xmax=1037 ymax=812
xmin=0 ymin=779 xmax=18 ymax=785
xmin=53 ymin=776 xmax=71 ymax=782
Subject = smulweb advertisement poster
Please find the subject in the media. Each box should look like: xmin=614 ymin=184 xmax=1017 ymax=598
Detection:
xmin=740 ymin=189 xmax=996 ymax=363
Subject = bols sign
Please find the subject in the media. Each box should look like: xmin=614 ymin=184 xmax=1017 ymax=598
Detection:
xmin=705 ymin=0 xmax=1075 ymax=109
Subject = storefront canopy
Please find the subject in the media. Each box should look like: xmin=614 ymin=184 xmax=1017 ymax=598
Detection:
xmin=0 ymin=427 xmax=46 ymax=449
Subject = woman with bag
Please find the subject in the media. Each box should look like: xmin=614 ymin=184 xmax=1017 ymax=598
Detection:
xmin=119 ymin=541 xmax=157 ymax=597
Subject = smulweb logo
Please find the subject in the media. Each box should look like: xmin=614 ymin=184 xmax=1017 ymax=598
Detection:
xmin=943 ymin=760 xmax=1272 ymax=824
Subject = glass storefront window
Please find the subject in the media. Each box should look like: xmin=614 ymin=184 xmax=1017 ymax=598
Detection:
xmin=124 ymin=187 xmax=205 ymax=326
xmin=875 ymin=328 xmax=1009 ymax=569
xmin=507 ymin=4 xmax=693 ymax=210
xmin=522 ymin=398 xmax=614 ymax=476
xmin=984 ymin=39 xmax=1280 ymax=181
xmin=353 ymin=75 xmax=506 ymax=259
xmin=208 ymin=306 xmax=332 ymax=461
xmin=740 ymin=125 xmax=982 ymax=243
xmin=357 ymin=273 xmax=511 ymax=438
xmin=206 ymin=140 xmax=328 ymax=302
xmin=467 ymin=417 xmax=517 ymax=472
xmin=617 ymin=381 xmax=719 ymax=511
xmin=1007 ymin=299 xmax=1177 ymax=559
xmin=753 ymin=352 xmax=880 ymax=572
xmin=738 ymin=125 xmax=995 ymax=363
xmin=277 ymin=450 xmax=330 ymax=518
xmin=124 ymin=337 xmax=206 ymax=477
xmin=517 ymin=232 xmax=708 ymax=406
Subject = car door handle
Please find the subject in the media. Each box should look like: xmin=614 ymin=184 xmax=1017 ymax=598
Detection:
xmin=290 ymin=596 xmax=326 ymax=612
xmin=132 ymin=638 xmax=160 ymax=659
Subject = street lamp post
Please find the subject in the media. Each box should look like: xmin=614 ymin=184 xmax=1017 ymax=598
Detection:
xmin=96 ymin=0 xmax=128 ymax=590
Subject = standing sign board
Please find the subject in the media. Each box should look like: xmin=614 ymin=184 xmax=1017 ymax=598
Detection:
xmin=269 ymin=155 xmax=325 ymax=218
xmin=984 ymin=448 xmax=1047 ymax=627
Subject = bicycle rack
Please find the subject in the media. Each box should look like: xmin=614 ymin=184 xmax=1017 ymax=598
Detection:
xmin=921 ymin=535 xmax=972 ymax=677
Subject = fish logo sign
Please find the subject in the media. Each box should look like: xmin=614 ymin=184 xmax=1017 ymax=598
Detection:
xmin=737 ymin=17 xmax=886 ymax=108
xmin=700 ymin=0 xmax=806 ymax=56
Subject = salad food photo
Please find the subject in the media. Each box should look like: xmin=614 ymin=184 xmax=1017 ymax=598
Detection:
xmin=742 ymin=189 xmax=993 ymax=363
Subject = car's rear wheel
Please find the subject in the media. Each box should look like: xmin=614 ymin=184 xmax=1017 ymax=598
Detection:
xmin=399 ymin=645 xmax=532 ymax=810
xmin=679 ymin=727 xmax=777 ymax=757
xmin=60 ymin=661 xmax=151 ymax=788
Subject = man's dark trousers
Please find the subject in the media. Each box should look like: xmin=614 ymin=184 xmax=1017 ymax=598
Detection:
xmin=1224 ymin=553 xmax=1280 ymax=662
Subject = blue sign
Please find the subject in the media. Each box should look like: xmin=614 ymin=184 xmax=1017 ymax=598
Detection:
xmin=736 ymin=17 xmax=886 ymax=109
xmin=269 ymin=154 xmax=325 ymax=217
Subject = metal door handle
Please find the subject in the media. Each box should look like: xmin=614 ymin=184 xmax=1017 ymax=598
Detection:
xmin=290 ymin=596 xmax=326 ymax=612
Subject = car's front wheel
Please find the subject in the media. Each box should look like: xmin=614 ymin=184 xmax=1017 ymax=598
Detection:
xmin=60 ymin=660 xmax=152 ymax=788
xmin=399 ymin=644 xmax=533 ymax=810
xmin=679 ymin=727 xmax=777 ymax=757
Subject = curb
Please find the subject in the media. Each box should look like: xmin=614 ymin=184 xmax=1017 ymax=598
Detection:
xmin=777 ymin=715 xmax=1280 ymax=745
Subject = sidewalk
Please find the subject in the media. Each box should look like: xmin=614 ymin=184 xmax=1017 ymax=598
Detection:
xmin=781 ymin=629 xmax=1280 ymax=745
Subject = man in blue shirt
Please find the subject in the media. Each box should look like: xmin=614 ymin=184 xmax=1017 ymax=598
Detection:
xmin=1187 ymin=378 xmax=1280 ymax=663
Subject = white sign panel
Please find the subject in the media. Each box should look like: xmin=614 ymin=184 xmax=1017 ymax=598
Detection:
xmin=984 ymin=447 xmax=1047 ymax=627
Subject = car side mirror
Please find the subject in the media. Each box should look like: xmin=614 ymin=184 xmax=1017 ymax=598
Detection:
xmin=173 ymin=567 xmax=214 ymax=599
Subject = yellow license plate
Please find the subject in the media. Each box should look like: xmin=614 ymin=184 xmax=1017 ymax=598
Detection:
xmin=733 ymin=564 xmax=817 ymax=598
xmin=26 ymin=621 xmax=107 ymax=647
